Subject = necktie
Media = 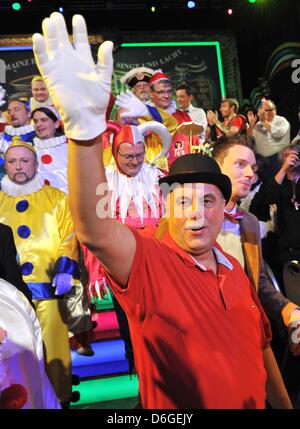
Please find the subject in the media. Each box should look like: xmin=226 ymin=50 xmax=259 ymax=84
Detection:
xmin=224 ymin=211 xmax=244 ymax=223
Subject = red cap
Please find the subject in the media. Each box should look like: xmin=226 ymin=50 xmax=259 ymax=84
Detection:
xmin=149 ymin=72 xmax=171 ymax=86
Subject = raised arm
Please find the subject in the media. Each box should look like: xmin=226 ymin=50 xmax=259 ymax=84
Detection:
xmin=32 ymin=13 xmax=136 ymax=286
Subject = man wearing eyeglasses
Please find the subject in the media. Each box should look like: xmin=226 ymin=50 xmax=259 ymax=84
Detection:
xmin=247 ymin=100 xmax=290 ymax=175
xmin=116 ymin=72 xmax=178 ymax=172
xmin=148 ymin=72 xmax=176 ymax=113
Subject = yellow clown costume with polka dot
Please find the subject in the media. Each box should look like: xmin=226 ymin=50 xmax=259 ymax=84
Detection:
xmin=0 ymin=137 xmax=79 ymax=403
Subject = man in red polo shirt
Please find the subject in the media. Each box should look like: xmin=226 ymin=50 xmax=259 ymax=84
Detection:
xmin=32 ymin=12 xmax=292 ymax=409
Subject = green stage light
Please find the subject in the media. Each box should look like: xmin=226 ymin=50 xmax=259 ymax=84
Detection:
xmin=12 ymin=2 xmax=22 ymax=10
xmin=121 ymin=41 xmax=226 ymax=98
xmin=70 ymin=375 xmax=139 ymax=406
xmin=248 ymin=0 xmax=257 ymax=3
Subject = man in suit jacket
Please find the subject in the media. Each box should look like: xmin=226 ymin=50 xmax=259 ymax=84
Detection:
xmin=0 ymin=222 xmax=33 ymax=306
xmin=213 ymin=138 xmax=300 ymax=353
xmin=212 ymin=138 xmax=300 ymax=407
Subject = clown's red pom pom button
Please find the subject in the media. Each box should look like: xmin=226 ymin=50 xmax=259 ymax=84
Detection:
xmin=41 ymin=154 xmax=53 ymax=164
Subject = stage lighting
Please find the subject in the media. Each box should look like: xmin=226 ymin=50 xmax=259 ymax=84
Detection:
xmin=187 ymin=1 xmax=196 ymax=8
xmin=150 ymin=0 xmax=161 ymax=13
xmin=12 ymin=2 xmax=21 ymax=10
xmin=59 ymin=7 xmax=64 ymax=13
xmin=248 ymin=0 xmax=257 ymax=3
xmin=227 ymin=8 xmax=233 ymax=15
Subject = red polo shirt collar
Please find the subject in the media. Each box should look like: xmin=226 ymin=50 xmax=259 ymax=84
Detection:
xmin=162 ymin=231 xmax=196 ymax=267
xmin=161 ymin=230 xmax=233 ymax=271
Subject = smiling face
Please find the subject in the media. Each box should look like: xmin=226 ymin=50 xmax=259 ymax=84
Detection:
xmin=150 ymin=82 xmax=173 ymax=109
xmin=220 ymin=101 xmax=235 ymax=119
xmin=218 ymin=145 xmax=257 ymax=203
xmin=166 ymin=183 xmax=225 ymax=258
xmin=7 ymin=101 xmax=31 ymax=127
xmin=32 ymin=110 xmax=59 ymax=139
xmin=31 ymin=80 xmax=49 ymax=103
xmin=5 ymin=146 xmax=38 ymax=184
xmin=176 ymin=89 xmax=192 ymax=110
xmin=116 ymin=142 xmax=146 ymax=177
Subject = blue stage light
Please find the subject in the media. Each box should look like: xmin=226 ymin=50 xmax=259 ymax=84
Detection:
xmin=187 ymin=1 xmax=196 ymax=8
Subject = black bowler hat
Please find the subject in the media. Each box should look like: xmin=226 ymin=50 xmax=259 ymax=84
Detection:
xmin=159 ymin=154 xmax=232 ymax=203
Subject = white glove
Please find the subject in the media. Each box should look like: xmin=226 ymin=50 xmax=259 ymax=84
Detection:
xmin=0 ymin=85 xmax=6 ymax=107
xmin=116 ymin=90 xmax=149 ymax=118
xmin=32 ymin=12 xmax=113 ymax=140
xmin=52 ymin=273 xmax=73 ymax=296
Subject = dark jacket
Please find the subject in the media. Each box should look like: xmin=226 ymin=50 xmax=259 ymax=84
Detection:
xmin=239 ymin=209 xmax=296 ymax=325
xmin=251 ymin=177 xmax=300 ymax=253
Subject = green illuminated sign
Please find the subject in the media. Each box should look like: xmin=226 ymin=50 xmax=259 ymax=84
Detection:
xmin=121 ymin=41 xmax=226 ymax=98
